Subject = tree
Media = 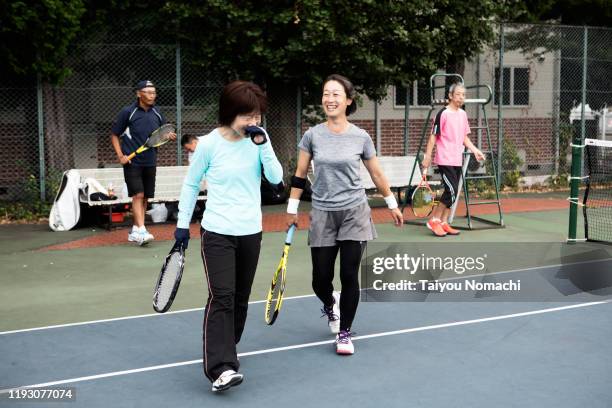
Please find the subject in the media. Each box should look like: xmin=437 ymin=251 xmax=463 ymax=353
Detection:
xmin=0 ymin=0 xmax=86 ymax=82
xmin=2 ymin=0 xmax=530 ymax=96
xmin=163 ymin=0 xmax=516 ymax=99
xmin=131 ymin=0 xmax=522 ymax=178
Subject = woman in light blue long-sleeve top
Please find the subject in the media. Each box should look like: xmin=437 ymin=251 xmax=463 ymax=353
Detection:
xmin=173 ymin=81 xmax=283 ymax=392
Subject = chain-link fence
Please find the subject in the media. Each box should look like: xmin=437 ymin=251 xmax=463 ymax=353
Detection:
xmin=0 ymin=80 xmax=39 ymax=200
xmin=503 ymin=24 xmax=612 ymax=184
xmin=0 ymin=23 xmax=610 ymax=201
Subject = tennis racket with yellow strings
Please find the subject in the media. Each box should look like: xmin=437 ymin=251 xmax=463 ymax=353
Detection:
xmin=411 ymin=170 xmax=438 ymax=218
xmin=126 ymin=123 xmax=175 ymax=161
xmin=265 ymin=224 xmax=296 ymax=325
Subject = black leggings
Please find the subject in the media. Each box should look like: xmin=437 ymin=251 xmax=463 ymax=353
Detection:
xmin=311 ymin=241 xmax=366 ymax=331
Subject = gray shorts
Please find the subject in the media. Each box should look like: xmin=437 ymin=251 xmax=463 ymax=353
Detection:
xmin=308 ymin=201 xmax=377 ymax=247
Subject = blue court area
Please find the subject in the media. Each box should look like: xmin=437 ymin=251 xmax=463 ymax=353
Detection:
xmin=1 ymin=212 xmax=611 ymax=407
xmin=2 ymin=294 xmax=611 ymax=408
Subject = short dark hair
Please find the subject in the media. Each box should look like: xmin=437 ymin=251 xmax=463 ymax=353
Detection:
xmin=324 ymin=74 xmax=357 ymax=116
xmin=181 ymin=133 xmax=197 ymax=146
xmin=218 ymin=81 xmax=267 ymax=126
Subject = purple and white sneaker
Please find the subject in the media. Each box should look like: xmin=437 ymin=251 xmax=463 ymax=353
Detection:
xmin=321 ymin=292 xmax=340 ymax=334
xmin=335 ymin=329 xmax=354 ymax=355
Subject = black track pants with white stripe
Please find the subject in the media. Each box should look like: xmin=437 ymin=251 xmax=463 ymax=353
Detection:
xmin=200 ymin=228 xmax=261 ymax=382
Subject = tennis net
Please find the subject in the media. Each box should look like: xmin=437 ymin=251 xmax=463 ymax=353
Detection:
xmin=584 ymin=138 xmax=612 ymax=243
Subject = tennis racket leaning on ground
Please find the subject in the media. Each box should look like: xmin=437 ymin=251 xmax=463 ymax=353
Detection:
xmin=265 ymin=224 xmax=296 ymax=325
xmin=126 ymin=123 xmax=176 ymax=161
xmin=153 ymin=242 xmax=185 ymax=313
xmin=411 ymin=172 xmax=438 ymax=218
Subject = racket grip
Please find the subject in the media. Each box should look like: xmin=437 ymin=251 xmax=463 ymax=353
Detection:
xmin=126 ymin=152 xmax=136 ymax=161
xmin=285 ymin=224 xmax=296 ymax=244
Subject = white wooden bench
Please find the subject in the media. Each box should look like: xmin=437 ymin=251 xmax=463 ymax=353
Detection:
xmin=78 ymin=166 xmax=207 ymax=227
xmin=360 ymin=156 xmax=423 ymax=190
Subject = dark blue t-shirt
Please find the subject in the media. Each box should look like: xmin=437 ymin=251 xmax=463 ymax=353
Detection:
xmin=111 ymin=101 xmax=165 ymax=167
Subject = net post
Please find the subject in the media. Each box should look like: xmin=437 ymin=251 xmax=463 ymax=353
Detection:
xmin=567 ymin=27 xmax=588 ymax=243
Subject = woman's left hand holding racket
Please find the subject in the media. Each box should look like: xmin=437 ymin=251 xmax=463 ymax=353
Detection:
xmin=152 ymin=228 xmax=190 ymax=313
xmin=174 ymin=227 xmax=190 ymax=250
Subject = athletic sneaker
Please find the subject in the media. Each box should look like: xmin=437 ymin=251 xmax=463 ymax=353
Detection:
xmin=138 ymin=226 xmax=154 ymax=245
xmin=211 ymin=370 xmax=243 ymax=392
xmin=441 ymin=222 xmax=460 ymax=235
xmin=426 ymin=219 xmax=447 ymax=237
xmin=321 ymin=291 xmax=340 ymax=334
xmin=335 ymin=330 xmax=354 ymax=355
xmin=128 ymin=228 xmax=144 ymax=245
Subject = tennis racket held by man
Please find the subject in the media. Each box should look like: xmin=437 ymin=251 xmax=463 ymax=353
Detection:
xmin=126 ymin=123 xmax=176 ymax=161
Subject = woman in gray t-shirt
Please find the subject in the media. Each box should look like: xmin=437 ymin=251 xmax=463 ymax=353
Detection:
xmin=286 ymin=74 xmax=403 ymax=355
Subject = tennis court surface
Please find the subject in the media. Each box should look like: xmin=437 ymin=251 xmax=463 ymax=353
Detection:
xmin=1 ymin=202 xmax=611 ymax=407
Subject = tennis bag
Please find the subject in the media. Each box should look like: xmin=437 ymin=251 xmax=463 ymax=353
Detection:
xmin=49 ymin=169 xmax=81 ymax=231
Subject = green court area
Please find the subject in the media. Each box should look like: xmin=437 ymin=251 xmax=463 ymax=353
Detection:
xmin=0 ymin=207 xmax=586 ymax=332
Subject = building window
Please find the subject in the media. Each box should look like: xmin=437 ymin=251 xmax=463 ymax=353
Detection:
xmin=394 ymin=82 xmax=431 ymax=107
xmin=494 ymin=67 xmax=530 ymax=106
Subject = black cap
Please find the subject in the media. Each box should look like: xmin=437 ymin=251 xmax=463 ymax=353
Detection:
xmin=136 ymin=80 xmax=155 ymax=90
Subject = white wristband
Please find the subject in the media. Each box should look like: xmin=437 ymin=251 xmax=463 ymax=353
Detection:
xmin=384 ymin=194 xmax=398 ymax=209
xmin=287 ymin=198 xmax=300 ymax=214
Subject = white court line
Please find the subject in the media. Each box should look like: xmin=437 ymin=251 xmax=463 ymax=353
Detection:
xmin=0 ymin=294 xmax=316 ymax=335
xmin=2 ymin=257 xmax=610 ymax=335
xmin=0 ymin=300 xmax=609 ymax=393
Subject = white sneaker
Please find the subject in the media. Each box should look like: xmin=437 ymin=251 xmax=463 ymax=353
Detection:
xmin=335 ymin=330 xmax=354 ymax=355
xmin=128 ymin=230 xmax=143 ymax=245
xmin=212 ymin=370 xmax=243 ymax=392
xmin=139 ymin=227 xmax=154 ymax=245
xmin=321 ymin=291 xmax=340 ymax=334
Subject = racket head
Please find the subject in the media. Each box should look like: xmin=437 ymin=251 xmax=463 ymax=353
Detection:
xmin=147 ymin=123 xmax=176 ymax=148
xmin=411 ymin=181 xmax=436 ymax=218
xmin=153 ymin=243 xmax=185 ymax=313
xmin=264 ymin=259 xmax=286 ymax=325
xmin=265 ymin=226 xmax=294 ymax=325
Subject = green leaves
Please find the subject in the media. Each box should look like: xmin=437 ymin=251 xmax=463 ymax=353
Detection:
xmin=2 ymin=0 xmax=521 ymax=92
xmin=1 ymin=0 xmax=86 ymax=82
xmin=162 ymin=0 xmax=506 ymax=99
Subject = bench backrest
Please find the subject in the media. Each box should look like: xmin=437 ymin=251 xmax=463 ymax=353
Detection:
xmin=308 ymin=156 xmax=422 ymax=189
xmin=78 ymin=166 xmax=206 ymax=203
xmin=361 ymin=156 xmax=422 ymax=189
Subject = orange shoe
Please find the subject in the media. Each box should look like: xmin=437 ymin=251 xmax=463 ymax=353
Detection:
xmin=441 ymin=222 xmax=460 ymax=235
xmin=426 ymin=219 xmax=447 ymax=237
